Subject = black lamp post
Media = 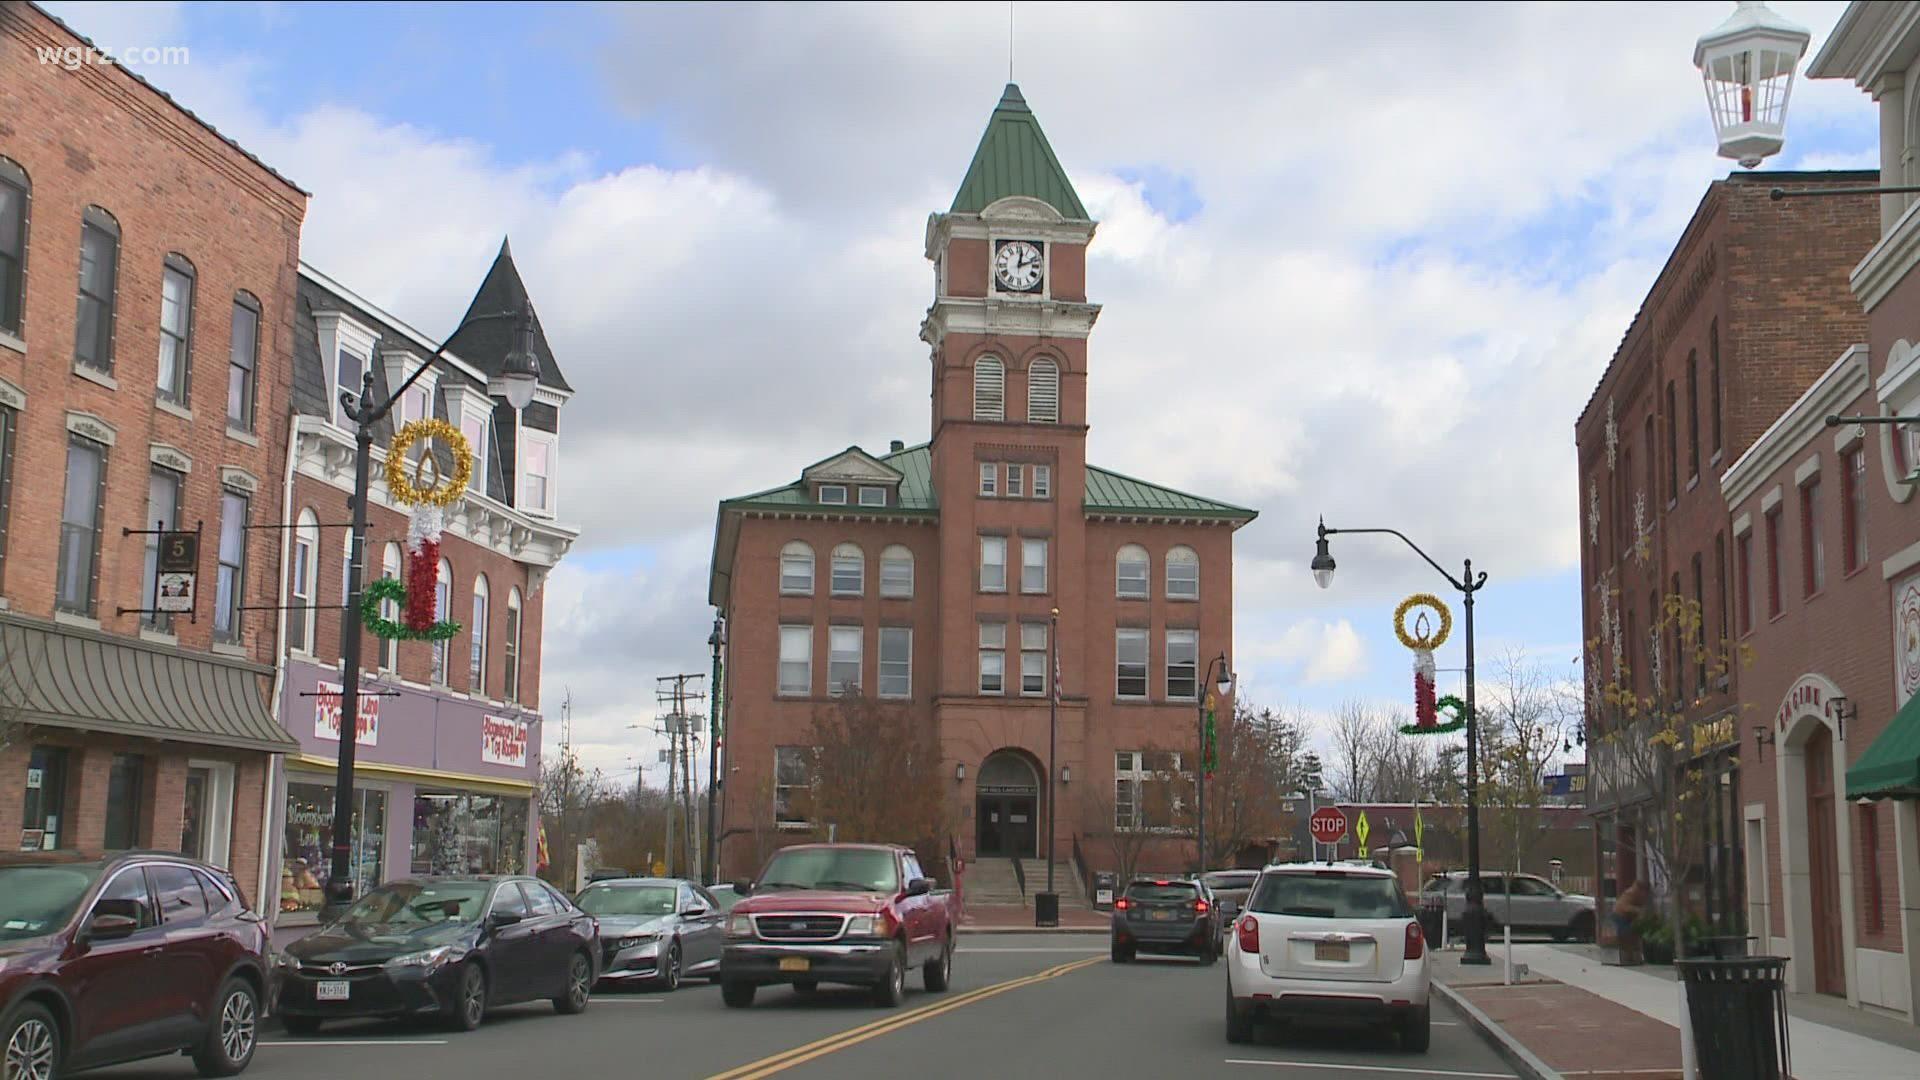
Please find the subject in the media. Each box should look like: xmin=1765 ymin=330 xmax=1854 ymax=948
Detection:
xmin=1312 ymin=519 xmax=1492 ymax=966
xmin=706 ymin=616 xmax=726 ymax=886
xmin=1197 ymin=654 xmax=1232 ymax=875
xmin=320 ymin=306 xmax=540 ymax=920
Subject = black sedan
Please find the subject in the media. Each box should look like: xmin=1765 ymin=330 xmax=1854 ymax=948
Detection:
xmin=274 ymin=876 xmax=598 ymax=1033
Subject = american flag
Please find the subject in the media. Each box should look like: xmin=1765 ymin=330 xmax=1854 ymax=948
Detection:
xmin=1053 ymin=654 xmax=1062 ymax=700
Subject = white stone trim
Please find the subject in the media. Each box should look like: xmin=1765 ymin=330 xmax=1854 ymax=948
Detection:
xmin=299 ymin=263 xmax=490 ymax=386
xmin=1884 ymin=539 xmax=1920 ymax=581
xmin=1855 ymin=947 xmax=1914 ymax=1017
xmin=1851 ymin=196 xmax=1920 ymax=313
xmin=1834 ymin=421 xmax=1867 ymax=453
xmin=65 ymin=410 xmax=115 ymax=446
xmin=154 ymin=398 xmax=192 ymax=423
xmin=1893 ymin=800 xmax=1920 ymax=1022
xmin=1878 ymin=338 xmax=1920 ymax=411
xmin=1744 ymin=803 xmax=1771 ymax=978
xmin=149 ymin=442 xmax=191 ymax=473
xmin=919 ymin=297 xmax=1102 ymax=349
xmin=1733 ymin=511 xmax=1753 ymax=538
xmin=381 ymin=347 xmax=440 ymax=415
xmin=1761 ymin=484 xmax=1784 ymax=514
xmin=1723 ymin=347 xmax=1871 ymax=506
xmin=925 ymin=200 xmax=1096 ymax=260
xmin=314 ymin=308 xmax=381 ymax=426
xmin=1795 ymin=453 xmax=1823 ymax=487
xmin=220 ymin=466 xmax=260 ymax=495
xmin=0 ymin=375 xmax=24 ymax=411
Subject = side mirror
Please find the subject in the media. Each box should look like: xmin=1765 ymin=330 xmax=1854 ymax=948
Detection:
xmin=732 ymin=880 xmax=754 ymax=897
xmin=684 ymin=906 xmax=709 ymax=919
xmin=87 ymin=912 xmax=139 ymax=942
xmin=904 ymin=877 xmax=932 ymax=898
xmin=488 ymin=910 xmax=525 ymax=928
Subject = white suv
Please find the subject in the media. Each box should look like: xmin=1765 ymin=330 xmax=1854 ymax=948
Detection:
xmin=1225 ymin=863 xmax=1430 ymax=1051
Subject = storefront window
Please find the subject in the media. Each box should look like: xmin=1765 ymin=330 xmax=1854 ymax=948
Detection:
xmin=411 ymin=792 xmax=528 ymax=876
xmin=103 ymin=753 xmax=145 ymax=850
xmin=281 ymin=780 xmax=387 ymax=914
xmin=19 ymin=747 xmax=69 ymax=851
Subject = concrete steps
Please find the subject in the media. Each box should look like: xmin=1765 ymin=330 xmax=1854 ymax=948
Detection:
xmin=962 ymin=858 xmax=1091 ymax=909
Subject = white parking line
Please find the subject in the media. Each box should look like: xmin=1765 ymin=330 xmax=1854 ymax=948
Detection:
xmin=1224 ymin=1061 xmax=1513 ymax=1078
xmin=264 ymin=1040 xmax=449 ymax=1047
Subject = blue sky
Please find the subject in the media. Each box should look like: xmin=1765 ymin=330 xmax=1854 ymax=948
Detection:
xmin=44 ymin=1 xmax=1879 ymax=776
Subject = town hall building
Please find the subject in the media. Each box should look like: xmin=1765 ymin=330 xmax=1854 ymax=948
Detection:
xmin=708 ymin=85 xmax=1256 ymax=891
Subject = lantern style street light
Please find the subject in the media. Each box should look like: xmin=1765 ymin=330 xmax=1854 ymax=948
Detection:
xmin=1694 ymin=1 xmax=1812 ymax=168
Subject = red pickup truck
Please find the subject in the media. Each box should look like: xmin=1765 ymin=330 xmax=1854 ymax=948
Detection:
xmin=720 ymin=842 xmax=958 ymax=1008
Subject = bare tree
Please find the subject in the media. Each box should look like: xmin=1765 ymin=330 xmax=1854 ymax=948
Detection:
xmin=1369 ymin=724 xmax=1436 ymax=803
xmin=537 ymin=748 xmax=610 ymax=888
xmin=1082 ymin=746 xmax=1187 ymax=884
xmin=1327 ymin=701 xmax=1384 ymax=802
xmin=1479 ymin=649 xmax=1572 ymax=874
xmin=1204 ymin=703 xmax=1296 ymax=867
xmin=802 ymin=696 xmax=954 ymax=872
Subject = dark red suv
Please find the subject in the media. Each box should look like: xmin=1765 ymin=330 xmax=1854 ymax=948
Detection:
xmin=0 ymin=851 xmax=272 ymax=1080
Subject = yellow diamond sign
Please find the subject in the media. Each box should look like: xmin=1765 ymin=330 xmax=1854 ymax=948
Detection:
xmin=1356 ymin=810 xmax=1371 ymax=853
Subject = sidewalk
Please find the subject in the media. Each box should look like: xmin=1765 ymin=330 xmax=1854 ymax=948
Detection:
xmin=957 ymin=904 xmax=1109 ymax=933
xmin=1432 ymin=941 xmax=1920 ymax=1080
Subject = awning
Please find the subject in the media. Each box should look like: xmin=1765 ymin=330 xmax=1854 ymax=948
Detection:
xmin=1847 ymin=691 xmax=1920 ymax=799
xmin=0 ymin=612 xmax=297 ymax=754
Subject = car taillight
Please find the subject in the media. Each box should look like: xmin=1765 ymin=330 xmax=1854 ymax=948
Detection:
xmin=1237 ymin=914 xmax=1259 ymax=954
xmin=1194 ymin=899 xmax=1209 ymax=914
xmin=1404 ymin=919 xmax=1425 ymax=960
xmin=1114 ymin=898 xmax=1130 ymax=911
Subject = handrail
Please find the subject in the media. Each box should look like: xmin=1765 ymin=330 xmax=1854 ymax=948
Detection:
xmin=1071 ymin=834 xmax=1092 ymax=900
xmin=1011 ymin=855 xmax=1026 ymax=897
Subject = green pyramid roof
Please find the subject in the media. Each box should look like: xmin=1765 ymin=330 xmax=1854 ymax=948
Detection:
xmin=950 ymin=84 xmax=1088 ymax=220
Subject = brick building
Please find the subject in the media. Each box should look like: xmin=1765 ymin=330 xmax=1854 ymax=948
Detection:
xmin=264 ymin=248 xmax=575 ymax=923
xmin=0 ymin=2 xmax=306 ymax=901
xmin=1574 ymin=170 xmax=1877 ymax=950
xmin=709 ymin=85 xmax=1256 ymax=884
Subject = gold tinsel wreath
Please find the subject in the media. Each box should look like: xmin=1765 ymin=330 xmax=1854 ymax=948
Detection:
xmin=1394 ymin=593 xmax=1453 ymax=652
xmin=385 ymin=419 xmax=473 ymax=508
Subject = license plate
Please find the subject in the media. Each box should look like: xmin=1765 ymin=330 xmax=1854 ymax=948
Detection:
xmin=778 ymin=957 xmax=810 ymax=972
xmin=1150 ymin=909 xmax=1172 ymax=921
xmin=1313 ymin=941 xmax=1350 ymax=962
xmin=316 ymin=980 xmax=350 ymax=1002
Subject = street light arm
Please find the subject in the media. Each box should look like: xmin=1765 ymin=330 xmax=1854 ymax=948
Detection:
xmin=1321 ymin=524 xmax=1468 ymax=593
xmin=347 ymin=308 xmax=525 ymax=426
xmin=1825 ymin=413 xmax=1919 ymax=427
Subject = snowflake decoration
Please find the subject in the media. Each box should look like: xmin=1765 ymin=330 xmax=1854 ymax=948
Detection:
xmin=1588 ymin=485 xmax=1600 ymax=547
xmin=1632 ymin=490 xmax=1652 ymax=564
xmin=1647 ymin=624 xmax=1664 ymax=704
xmin=1605 ymin=397 xmax=1619 ymax=472
xmin=1601 ymin=585 xmax=1624 ymax=681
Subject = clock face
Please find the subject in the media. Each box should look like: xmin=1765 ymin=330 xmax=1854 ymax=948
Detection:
xmin=994 ymin=240 xmax=1043 ymax=293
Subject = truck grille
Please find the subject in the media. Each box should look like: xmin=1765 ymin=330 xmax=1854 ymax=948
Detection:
xmin=752 ymin=914 xmax=847 ymax=941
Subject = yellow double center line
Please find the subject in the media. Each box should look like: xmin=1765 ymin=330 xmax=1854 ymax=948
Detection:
xmin=707 ymin=955 xmax=1104 ymax=1080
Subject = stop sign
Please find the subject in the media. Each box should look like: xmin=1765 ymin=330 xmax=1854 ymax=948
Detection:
xmin=1308 ymin=806 xmax=1348 ymax=845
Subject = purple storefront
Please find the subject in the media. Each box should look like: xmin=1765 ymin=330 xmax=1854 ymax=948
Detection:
xmin=268 ymin=658 xmax=541 ymax=926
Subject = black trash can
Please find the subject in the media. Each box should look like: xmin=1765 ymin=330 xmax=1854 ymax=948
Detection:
xmin=1676 ymin=956 xmax=1790 ymax=1080
xmin=1034 ymin=891 xmax=1060 ymax=927
xmin=1418 ymin=896 xmax=1445 ymax=946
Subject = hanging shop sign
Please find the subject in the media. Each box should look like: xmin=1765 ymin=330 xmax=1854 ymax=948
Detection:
xmin=156 ymin=531 xmax=198 ymax=613
xmin=481 ymin=714 xmax=529 ymax=768
xmin=315 ymin=681 xmax=380 ymax=746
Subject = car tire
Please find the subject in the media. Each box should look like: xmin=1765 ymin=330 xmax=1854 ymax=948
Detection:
xmin=1225 ymin=988 xmax=1253 ymax=1045
xmin=445 ymin=963 xmax=487 ymax=1032
xmin=658 ymin=943 xmax=682 ymax=992
xmin=1111 ymin=941 xmax=1134 ymax=964
xmin=870 ymin=941 xmax=907 ymax=1008
xmin=554 ymin=951 xmax=592 ymax=1014
xmin=1400 ymin=1004 xmax=1431 ymax=1052
xmin=721 ymin=981 xmax=757 ymax=1008
xmin=279 ymin=1015 xmax=321 ymax=1036
xmin=192 ymin=977 xmax=260 ymax=1077
xmin=3 ymin=1001 xmax=61 ymax=1080
xmin=924 ymin=936 xmax=953 ymax=992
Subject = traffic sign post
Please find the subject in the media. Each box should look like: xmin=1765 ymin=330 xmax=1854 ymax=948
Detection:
xmin=1308 ymin=806 xmax=1348 ymax=857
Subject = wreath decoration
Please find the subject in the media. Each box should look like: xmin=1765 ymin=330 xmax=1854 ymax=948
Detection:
xmin=362 ymin=419 xmax=472 ymax=641
xmin=1393 ymin=593 xmax=1452 ymax=651
xmin=1395 ymin=593 xmax=1457 ymax=735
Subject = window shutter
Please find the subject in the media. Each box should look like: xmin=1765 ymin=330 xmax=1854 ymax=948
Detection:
xmin=1028 ymin=359 xmax=1058 ymax=422
xmin=974 ymin=357 xmax=1004 ymax=421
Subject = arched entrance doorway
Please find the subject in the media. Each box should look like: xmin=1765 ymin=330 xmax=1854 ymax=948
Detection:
xmin=1805 ymin=725 xmax=1845 ymax=996
xmin=975 ymin=751 xmax=1039 ymax=858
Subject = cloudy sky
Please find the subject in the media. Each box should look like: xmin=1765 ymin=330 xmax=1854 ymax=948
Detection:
xmin=44 ymin=0 xmax=1877 ymax=780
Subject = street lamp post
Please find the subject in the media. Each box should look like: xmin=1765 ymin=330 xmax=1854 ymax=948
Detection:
xmin=707 ymin=616 xmax=726 ymax=886
xmin=1311 ymin=520 xmax=1491 ymax=966
xmin=1197 ymin=654 xmax=1232 ymax=875
xmin=319 ymin=306 xmax=540 ymax=920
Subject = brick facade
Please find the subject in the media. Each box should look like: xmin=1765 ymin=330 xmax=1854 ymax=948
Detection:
xmin=0 ymin=2 xmax=304 ymax=896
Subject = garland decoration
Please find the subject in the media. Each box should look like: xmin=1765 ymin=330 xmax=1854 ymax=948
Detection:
xmin=361 ymin=419 xmax=472 ymax=641
xmin=1404 ymin=695 xmax=1469 ymax=735
xmin=1394 ymin=593 xmax=1456 ymax=735
xmin=1202 ymin=694 xmax=1219 ymax=779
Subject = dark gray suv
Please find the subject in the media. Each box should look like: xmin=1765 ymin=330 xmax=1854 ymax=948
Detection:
xmin=1111 ymin=877 xmax=1219 ymax=963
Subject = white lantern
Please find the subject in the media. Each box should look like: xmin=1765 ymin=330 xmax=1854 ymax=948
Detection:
xmin=1695 ymin=1 xmax=1812 ymax=168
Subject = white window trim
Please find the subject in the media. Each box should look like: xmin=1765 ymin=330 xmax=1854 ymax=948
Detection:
xmin=1116 ymin=546 xmax=1150 ymax=599
xmin=830 ymin=545 xmax=864 ymax=596
xmin=444 ymin=382 xmax=494 ymax=497
xmin=1165 ymin=628 xmax=1199 ymax=701
xmin=520 ymin=428 xmax=558 ymax=517
xmin=184 ymin=759 xmax=236 ymax=869
xmin=780 ymin=543 xmax=816 ymax=596
xmin=774 ymin=746 xmax=812 ymax=827
xmin=1007 ymin=464 xmax=1024 ymax=498
xmin=315 ymin=311 xmax=380 ymax=429
xmin=379 ymin=544 xmax=402 ymax=672
xmin=819 ymin=484 xmax=848 ymax=505
xmin=981 ymin=535 xmax=1008 ymax=593
xmin=857 ymin=485 xmax=887 ymax=507
xmin=1033 ymin=464 xmax=1051 ymax=499
xmin=879 ymin=626 xmax=912 ymax=699
xmin=778 ymin=625 xmax=813 ymax=697
xmin=979 ymin=463 xmax=997 ymax=497
xmin=979 ymin=622 xmax=1006 ymax=696
xmin=828 ymin=625 xmax=862 ymax=696
xmin=290 ymin=512 xmax=318 ymax=656
xmin=1021 ymin=537 xmax=1048 ymax=594
xmin=879 ymin=547 xmax=914 ymax=599
xmin=1116 ymin=627 xmax=1149 ymax=699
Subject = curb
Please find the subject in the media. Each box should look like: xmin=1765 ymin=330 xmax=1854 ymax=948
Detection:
xmin=1433 ymin=981 xmax=1563 ymax=1080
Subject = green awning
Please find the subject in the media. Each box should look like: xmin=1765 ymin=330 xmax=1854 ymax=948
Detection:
xmin=1847 ymin=691 xmax=1920 ymax=799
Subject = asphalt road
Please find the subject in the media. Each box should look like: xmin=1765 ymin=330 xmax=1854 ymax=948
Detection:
xmin=91 ymin=933 xmax=1518 ymax=1080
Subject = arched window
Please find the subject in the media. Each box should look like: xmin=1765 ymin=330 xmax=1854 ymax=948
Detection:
xmin=431 ymin=557 xmax=453 ymax=685
xmin=830 ymin=542 xmax=864 ymax=595
xmin=504 ymin=587 xmax=524 ymax=703
xmin=1027 ymin=358 xmax=1059 ymax=422
xmin=1165 ymin=545 xmax=1199 ymax=600
xmin=880 ymin=544 xmax=914 ymax=598
xmin=288 ymin=509 xmax=319 ymax=654
xmin=74 ymin=205 xmax=120 ymax=372
xmin=974 ymin=356 xmax=1004 ymax=421
xmin=380 ymin=543 xmax=402 ymax=672
xmin=157 ymin=253 xmax=194 ymax=405
xmin=780 ymin=540 xmax=815 ymax=595
xmin=1116 ymin=544 xmax=1150 ymax=599
xmin=470 ymin=573 xmax=490 ymax=696
xmin=0 ymin=156 xmax=28 ymax=336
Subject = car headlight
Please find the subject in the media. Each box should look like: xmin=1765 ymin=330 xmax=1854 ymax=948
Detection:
xmin=273 ymin=952 xmax=300 ymax=971
xmin=726 ymin=914 xmax=754 ymax=939
xmin=845 ymin=915 xmax=878 ymax=937
xmin=617 ymin=934 xmax=658 ymax=949
xmin=384 ymin=945 xmax=461 ymax=970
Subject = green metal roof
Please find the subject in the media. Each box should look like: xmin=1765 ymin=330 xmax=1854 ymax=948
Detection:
xmin=1847 ymin=691 xmax=1920 ymax=799
xmin=1085 ymin=465 xmax=1257 ymax=519
xmin=950 ymin=84 xmax=1088 ymax=220
xmin=723 ymin=444 xmax=940 ymax=513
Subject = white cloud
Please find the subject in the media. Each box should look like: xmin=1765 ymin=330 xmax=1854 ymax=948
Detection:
xmin=1246 ymin=619 xmax=1369 ymax=686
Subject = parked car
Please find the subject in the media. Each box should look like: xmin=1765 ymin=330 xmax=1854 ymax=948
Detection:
xmin=584 ymin=868 xmax=630 ymax=884
xmin=1226 ymin=863 xmax=1430 ymax=1050
xmin=0 ymin=850 xmax=272 ymax=1079
xmin=274 ymin=876 xmax=598 ymax=1033
xmin=720 ymin=843 xmax=958 ymax=1008
xmin=574 ymin=878 xmax=724 ymax=989
xmin=1201 ymin=871 xmax=1260 ymax=938
xmin=1421 ymin=871 xmax=1595 ymax=942
xmin=1111 ymin=877 xmax=1219 ymax=963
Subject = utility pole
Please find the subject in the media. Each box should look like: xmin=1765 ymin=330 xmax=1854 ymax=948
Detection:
xmin=656 ymin=673 xmax=706 ymax=881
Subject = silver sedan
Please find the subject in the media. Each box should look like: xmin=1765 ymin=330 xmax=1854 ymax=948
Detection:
xmin=575 ymin=878 xmax=727 ymax=990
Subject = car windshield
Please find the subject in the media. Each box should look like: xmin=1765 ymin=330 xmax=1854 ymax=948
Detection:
xmin=340 ymin=881 xmax=489 ymax=927
xmin=0 ymin=863 xmax=103 ymax=940
xmin=1126 ymin=882 xmax=1198 ymax=902
xmin=576 ymin=885 xmax=677 ymax=917
xmin=1202 ymin=872 xmax=1257 ymax=891
xmin=1249 ymin=872 xmax=1412 ymax=919
xmin=756 ymin=849 xmax=899 ymax=893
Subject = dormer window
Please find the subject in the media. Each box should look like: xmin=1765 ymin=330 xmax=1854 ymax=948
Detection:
xmin=858 ymin=486 xmax=887 ymax=507
xmin=316 ymin=311 xmax=380 ymax=428
xmin=818 ymin=484 xmax=848 ymax=505
xmin=443 ymin=381 xmax=494 ymax=497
